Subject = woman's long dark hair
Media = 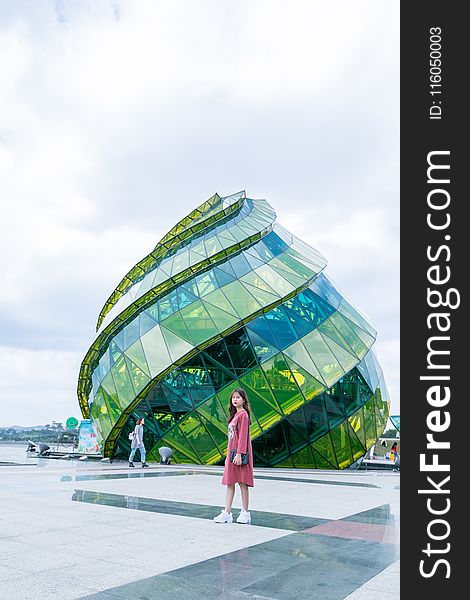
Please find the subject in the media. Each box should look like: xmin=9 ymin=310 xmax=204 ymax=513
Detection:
xmin=135 ymin=417 xmax=144 ymax=426
xmin=227 ymin=388 xmax=251 ymax=423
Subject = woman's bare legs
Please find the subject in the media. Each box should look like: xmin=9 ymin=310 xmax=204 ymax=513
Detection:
xmin=225 ymin=484 xmax=235 ymax=513
xmin=239 ymin=483 xmax=249 ymax=511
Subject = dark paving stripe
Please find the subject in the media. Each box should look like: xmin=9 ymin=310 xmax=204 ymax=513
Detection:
xmin=65 ymin=469 xmax=378 ymax=488
xmin=342 ymin=504 xmax=400 ymax=526
xmin=71 ymin=489 xmax=328 ymax=531
xmin=80 ymin=531 xmax=399 ymax=600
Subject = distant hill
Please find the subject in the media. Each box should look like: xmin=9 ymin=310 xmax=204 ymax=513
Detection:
xmin=0 ymin=425 xmax=49 ymax=431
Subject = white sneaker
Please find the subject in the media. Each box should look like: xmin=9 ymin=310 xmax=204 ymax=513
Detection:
xmin=213 ymin=510 xmax=233 ymax=523
xmin=236 ymin=510 xmax=251 ymax=524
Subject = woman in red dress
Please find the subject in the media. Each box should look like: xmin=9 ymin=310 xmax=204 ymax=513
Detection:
xmin=213 ymin=387 xmax=254 ymax=524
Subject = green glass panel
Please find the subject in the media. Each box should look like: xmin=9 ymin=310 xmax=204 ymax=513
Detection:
xmin=124 ymin=357 xmax=150 ymax=395
xmin=239 ymin=377 xmax=282 ymax=431
xmin=374 ymin=395 xmax=387 ymax=437
xmin=118 ymin=318 xmax=141 ymax=351
xmin=274 ymin=251 xmax=317 ymax=280
xmin=320 ymin=332 xmax=358 ymax=374
xmin=348 ymin=407 xmax=366 ymax=447
xmin=302 ymin=330 xmax=344 ymax=388
xmin=337 ymin=300 xmax=376 ymax=341
xmin=347 ymin=421 xmax=366 ymax=461
xmin=283 ymin=356 xmax=325 ymax=402
xmin=100 ymin=370 xmax=118 ymax=400
xmin=160 ymin=311 xmax=194 ymax=344
xmin=283 ymin=417 xmax=308 ymax=452
xmin=196 ymin=272 xmax=218 ymax=297
xmin=254 ymin=264 xmax=295 ymax=297
xmin=222 ymin=281 xmax=262 ymax=316
xmin=326 ymin=312 xmax=369 ymax=359
xmin=196 ymin=395 xmax=229 ymax=433
xmin=160 ymin=327 xmax=194 ymax=363
xmin=283 ymin=340 xmax=327 ymax=387
xmin=363 ymin=398 xmax=378 ymax=447
xmin=197 ymin=413 xmax=227 ymax=457
xmin=140 ymin=326 xmax=171 ymax=376
xmin=110 ymin=355 xmax=136 ymax=408
xmin=318 ymin=316 xmax=360 ymax=359
xmin=241 ymin=282 xmax=280 ymax=305
xmin=269 ymin=261 xmax=308 ymax=287
xmin=291 ymin=445 xmax=316 ymax=468
xmin=124 ymin=339 xmax=151 ymax=377
xmin=161 ymin=425 xmax=200 ymax=463
xmin=312 ymin=432 xmax=338 ymax=468
xmin=303 ymin=401 xmax=329 ymax=443
xmin=202 ymin=301 xmax=239 ymax=332
xmin=178 ymin=414 xmax=217 ymax=463
xmin=239 ymin=270 xmax=279 ymax=295
xmin=240 ymin=367 xmax=284 ymax=414
xmin=203 ymin=289 xmax=239 ymax=316
xmin=179 ymin=300 xmax=218 ymax=346
xmin=311 ymin=447 xmax=337 ymax=470
xmin=261 ymin=357 xmax=304 ymax=416
xmin=330 ymin=421 xmax=353 ymax=468
xmin=91 ymin=394 xmax=112 ymax=439
xmin=311 ymin=432 xmax=338 ymax=469
xmin=99 ymin=386 xmax=122 ymax=424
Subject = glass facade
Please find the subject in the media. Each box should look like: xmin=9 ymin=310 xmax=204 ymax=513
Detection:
xmin=78 ymin=191 xmax=390 ymax=468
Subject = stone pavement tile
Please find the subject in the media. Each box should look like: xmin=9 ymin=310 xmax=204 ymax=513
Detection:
xmin=0 ymin=520 xmax=49 ymax=538
xmin=253 ymin=532 xmax=400 ymax=570
xmin=0 ymin=564 xmax=29 ymax=583
xmin=7 ymin=572 xmax=98 ymax=600
xmin=202 ymin=545 xmax=305 ymax=572
xmin=80 ymin=572 xmax=278 ymax=600
xmin=343 ymin=505 xmax=400 ymax=526
xmin=362 ymin=569 xmax=400 ymax=593
xmin=344 ymin=587 xmax=400 ymax=600
xmin=303 ymin=521 xmax=400 ymax=544
xmin=0 ymin=538 xmax=32 ymax=559
xmin=164 ymin=556 xmax=282 ymax=591
xmin=385 ymin=559 xmax=400 ymax=573
xmin=0 ymin=547 xmax=82 ymax=574
xmin=6 ymin=559 xmax=145 ymax=600
xmin=9 ymin=528 xmax=93 ymax=548
xmin=241 ymin=558 xmax=381 ymax=600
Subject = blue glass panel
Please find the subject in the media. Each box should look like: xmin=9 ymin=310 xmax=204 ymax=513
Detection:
xmin=177 ymin=286 xmax=198 ymax=309
xmin=283 ymin=305 xmax=315 ymax=338
xmin=263 ymin=230 xmax=290 ymax=257
xmin=245 ymin=314 xmax=279 ymax=350
xmin=309 ymin=273 xmax=342 ymax=309
xmin=297 ymin=288 xmax=335 ymax=327
xmin=264 ymin=305 xmax=298 ymax=349
xmin=245 ymin=328 xmax=278 ymax=363
xmin=253 ymin=240 xmax=275 ymax=262
xmin=139 ymin=311 xmax=159 ymax=336
xmin=225 ymin=328 xmax=257 ymax=372
xmin=213 ymin=266 xmax=236 ymax=287
xmin=202 ymin=338 xmax=236 ymax=374
xmin=229 ymin=253 xmax=251 ymax=279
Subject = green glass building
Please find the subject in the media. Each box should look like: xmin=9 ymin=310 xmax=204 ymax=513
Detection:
xmin=78 ymin=192 xmax=390 ymax=468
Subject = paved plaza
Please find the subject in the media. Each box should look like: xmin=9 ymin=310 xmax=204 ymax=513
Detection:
xmin=0 ymin=445 xmax=399 ymax=599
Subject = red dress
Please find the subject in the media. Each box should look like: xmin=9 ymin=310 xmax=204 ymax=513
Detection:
xmin=221 ymin=409 xmax=254 ymax=487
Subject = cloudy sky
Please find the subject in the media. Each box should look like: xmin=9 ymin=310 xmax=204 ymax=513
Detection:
xmin=0 ymin=0 xmax=399 ymax=426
